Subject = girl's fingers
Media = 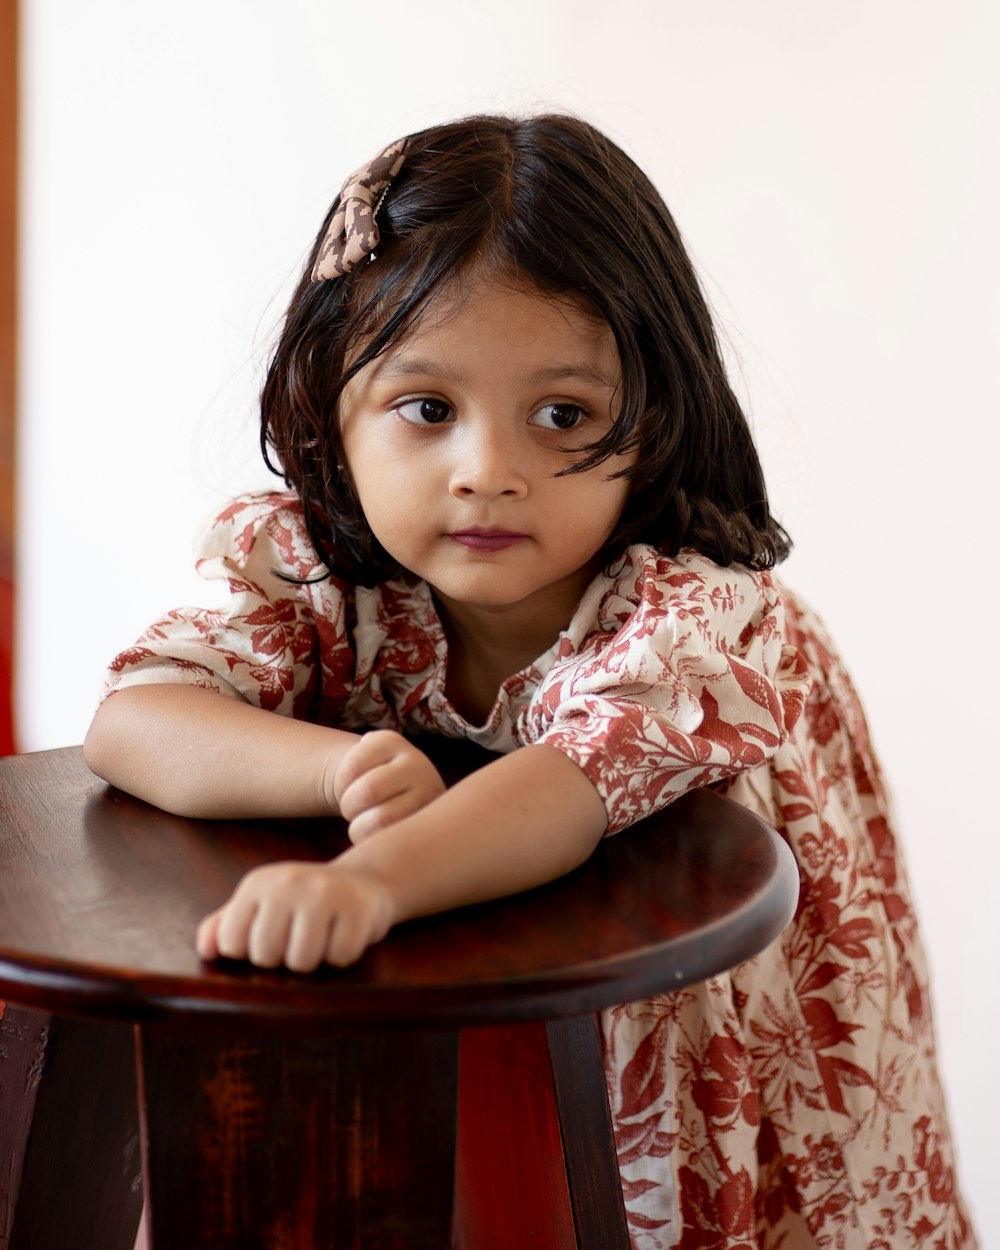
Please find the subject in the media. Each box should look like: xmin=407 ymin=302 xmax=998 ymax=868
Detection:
xmin=195 ymin=910 xmax=222 ymax=959
xmin=285 ymin=908 xmax=336 ymax=974
xmin=200 ymin=887 xmax=317 ymax=971
xmin=209 ymin=889 xmax=294 ymax=969
xmin=325 ymin=912 xmax=368 ymax=968
xmin=339 ymin=753 xmax=444 ymax=825
xmin=213 ymin=894 xmax=260 ymax=961
xmin=337 ymin=767 xmax=393 ymax=822
xmin=333 ymin=731 xmax=401 ymax=799
xmin=196 ymin=864 xmax=395 ymax=972
xmin=337 ymin=756 xmax=410 ymax=819
xmin=246 ymin=898 xmax=294 ymax=969
xmin=347 ymin=791 xmax=428 ymax=843
xmin=335 ymin=734 xmax=444 ymax=820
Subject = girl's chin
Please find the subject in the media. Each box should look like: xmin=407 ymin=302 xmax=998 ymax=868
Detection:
xmin=427 ymin=566 xmax=598 ymax=621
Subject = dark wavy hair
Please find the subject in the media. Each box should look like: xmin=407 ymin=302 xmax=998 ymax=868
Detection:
xmin=260 ymin=113 xmax=790 ymax=585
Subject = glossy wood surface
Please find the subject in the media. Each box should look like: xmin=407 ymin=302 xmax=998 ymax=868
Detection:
xmin=0 ymin=746 xmax=798 ymax=1027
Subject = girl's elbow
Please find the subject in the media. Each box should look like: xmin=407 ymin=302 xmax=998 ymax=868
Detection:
xmin=83 ymin=693 xmax=166 ymax=804
xmin=83 ymin=702 xmax=117 ymax=781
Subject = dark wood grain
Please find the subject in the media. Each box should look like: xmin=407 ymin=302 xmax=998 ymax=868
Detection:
xmin=0 ymin=747 xmax=798 ymax=1027
xmin=0 ymin=1004 xmax=141 ymax=1249
xmin=136 ymin=1024 xmax=458 ymax=1249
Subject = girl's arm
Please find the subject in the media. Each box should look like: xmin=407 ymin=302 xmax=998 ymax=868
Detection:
xmin=196 ymin=744 xmax=607 ymax=972
xmin=83 ymin=685 xmax=444 ymax=832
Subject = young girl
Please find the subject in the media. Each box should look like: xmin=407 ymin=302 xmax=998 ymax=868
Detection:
xmin=84 ymin=115 xmax=975 ymax=1249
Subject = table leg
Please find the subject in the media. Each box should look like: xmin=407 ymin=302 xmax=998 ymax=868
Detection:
xmin=0 ymin=1004 xmax=142 ymax=1250
xmin=135 ymin=1025 xmax=459 ymax=1250
xmin=546 ymin=1015 xmax=630 ymax=1250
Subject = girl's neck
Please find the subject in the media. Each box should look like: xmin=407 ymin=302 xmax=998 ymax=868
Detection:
xmin=433 ymin=579 xmax=588 ymax=725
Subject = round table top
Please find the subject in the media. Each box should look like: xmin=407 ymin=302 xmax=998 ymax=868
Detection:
xmin=0 ymin=746 xmax=798 ymax=1029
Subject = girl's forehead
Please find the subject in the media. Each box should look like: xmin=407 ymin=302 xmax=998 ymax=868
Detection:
xmin=376 ymin=270 xmax=620 ymax=375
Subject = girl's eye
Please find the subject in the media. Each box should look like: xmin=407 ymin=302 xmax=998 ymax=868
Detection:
xmin=395 ymin=398 xmax=452 ymax=425
xmin=532 ymin=403 xmax=587 ymax=431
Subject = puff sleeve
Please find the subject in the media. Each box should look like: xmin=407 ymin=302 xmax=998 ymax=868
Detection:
xmin=527 ymin=548 xmax=810 ymax=834
xmin=101 ymin=493 xmax=354 ymax=720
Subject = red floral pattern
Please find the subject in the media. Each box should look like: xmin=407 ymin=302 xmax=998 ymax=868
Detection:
xmin=102 ymin=493 xmax=976 ymax=1249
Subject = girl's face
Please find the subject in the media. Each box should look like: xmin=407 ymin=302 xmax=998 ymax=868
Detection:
xmin=339 ymin=273 xmax=634 ymax=627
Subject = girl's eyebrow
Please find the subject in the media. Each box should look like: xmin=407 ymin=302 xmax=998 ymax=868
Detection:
xmin=527 ymin=363 xmax=619 ymax=388
xmin=371 ymin=356 xmax=618 ymax=389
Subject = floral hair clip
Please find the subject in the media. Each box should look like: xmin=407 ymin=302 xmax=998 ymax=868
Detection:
xmin=311 ymin=138 xmax=409 ymax=281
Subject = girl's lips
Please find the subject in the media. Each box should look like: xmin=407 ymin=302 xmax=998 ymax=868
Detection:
xmin=449 ymin=529 xmax=526 ymax=552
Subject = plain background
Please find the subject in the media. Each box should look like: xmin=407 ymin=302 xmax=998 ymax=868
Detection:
xmin=17 ymin=1 xmax=996 ymax=1233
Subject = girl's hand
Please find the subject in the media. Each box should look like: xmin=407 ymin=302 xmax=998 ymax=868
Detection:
xmin=195 ymin=860 xmax=395 ymax=972
xmin=332 ymin=730 xmax=445 ymax=843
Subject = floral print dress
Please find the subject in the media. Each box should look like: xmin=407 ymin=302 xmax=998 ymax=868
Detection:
xmin=103 ymin=492 xmax=976 ymax=1250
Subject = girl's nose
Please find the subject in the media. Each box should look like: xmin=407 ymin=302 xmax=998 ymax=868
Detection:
xmin=448 ymin=421 xmax=528 ymax=501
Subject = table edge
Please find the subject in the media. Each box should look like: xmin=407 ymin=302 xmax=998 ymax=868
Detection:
xmin=0 ymin=833 xmax=797 ymax=1028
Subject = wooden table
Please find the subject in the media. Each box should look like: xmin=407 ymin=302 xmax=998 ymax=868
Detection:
xmin=0 ymin=745 xmax=798 ymax=1250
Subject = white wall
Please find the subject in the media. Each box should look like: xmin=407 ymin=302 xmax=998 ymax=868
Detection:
xmin=19 ymin=0 xmax=997 ymax=1232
